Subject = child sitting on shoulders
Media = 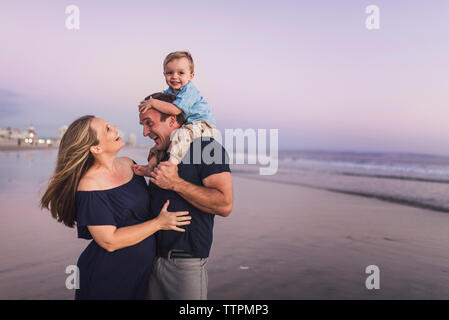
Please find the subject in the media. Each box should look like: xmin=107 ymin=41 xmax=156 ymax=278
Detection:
xmin=138 ymin=51 xmax=217 ymax=174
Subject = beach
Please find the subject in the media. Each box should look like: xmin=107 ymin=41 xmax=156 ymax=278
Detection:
xmin=209 ymin=176 xmax=449 ymax=299
xmin=0 ymin=148 xmax=448 ymax=299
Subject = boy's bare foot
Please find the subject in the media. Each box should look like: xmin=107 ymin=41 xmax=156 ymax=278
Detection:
xmin=132 ymin=164 xmax=153 ymax=177
xmin=147 ymin=155 xmax=159 ymax=173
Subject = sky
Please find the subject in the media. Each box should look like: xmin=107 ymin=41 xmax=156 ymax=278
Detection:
xmin=0 ymin=0 xmax=448 ymax=154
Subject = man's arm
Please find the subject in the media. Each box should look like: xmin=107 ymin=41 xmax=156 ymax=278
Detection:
xmin=150 ymin=162 xmax=233 ymax=217
xmin=174 ymin=172 xmax=233 ymax=217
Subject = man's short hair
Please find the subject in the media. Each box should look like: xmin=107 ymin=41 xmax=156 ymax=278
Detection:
xmin=163 ymin=51 xmax=194 ymax=74
xmin=144 ymin=92 xmax=185 ymax=125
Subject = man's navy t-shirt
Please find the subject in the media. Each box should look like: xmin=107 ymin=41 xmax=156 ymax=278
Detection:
xmin=148 ymin=138 xmax=231 ymax=258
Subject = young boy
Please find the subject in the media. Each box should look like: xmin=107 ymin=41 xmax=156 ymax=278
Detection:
xmin=138 ymin=51 xmax=217 ymax=172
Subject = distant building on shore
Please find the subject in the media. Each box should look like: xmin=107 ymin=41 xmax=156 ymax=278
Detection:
xmin=0 ymin=127 xmax=27 ymax=140
xmin=128 ymin=133 xmax=137 ymax=146
xmin=0 ymin=125 xmax=55 ymax=147
xmin=27 ymin=125 xmax=37 ymax=145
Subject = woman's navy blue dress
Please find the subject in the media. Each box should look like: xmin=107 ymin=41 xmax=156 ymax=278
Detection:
xmin=74 ymin=173 xmax=156 ymax=300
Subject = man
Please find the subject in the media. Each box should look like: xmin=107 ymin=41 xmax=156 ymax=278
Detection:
xmin=135 ymin=92 xmax=233 ymax=300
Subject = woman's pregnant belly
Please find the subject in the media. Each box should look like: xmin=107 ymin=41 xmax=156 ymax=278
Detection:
xmin=77 ymin=235 xmax=156 ymax=279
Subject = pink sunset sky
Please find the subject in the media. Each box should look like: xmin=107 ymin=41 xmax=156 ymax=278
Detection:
xmin=0 ymin=0 xmax=448 ymax=154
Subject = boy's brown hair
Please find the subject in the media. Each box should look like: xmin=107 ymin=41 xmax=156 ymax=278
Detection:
xmin=163 ymin=51 xmax=194 ymax=74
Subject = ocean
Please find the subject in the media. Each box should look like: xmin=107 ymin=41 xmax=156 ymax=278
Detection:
xmin=234 ymin=150 xmax=449 ymax=213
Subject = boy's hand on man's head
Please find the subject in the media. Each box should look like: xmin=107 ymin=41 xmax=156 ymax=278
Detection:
xmin=139 ymin=96 xmax=180 ymax=116
xmin=138 ymin=98 xmax=153 ymax=114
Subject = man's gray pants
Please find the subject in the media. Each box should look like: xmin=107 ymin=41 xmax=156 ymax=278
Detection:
xmin=147 ymin=255 xmax=208 ymax=300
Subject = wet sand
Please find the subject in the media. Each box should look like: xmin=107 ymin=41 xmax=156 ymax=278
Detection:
xmin=208 ymin=176 xmax=449 ymax=299
xmin=0 ymin=172 xmax=448 ymax=299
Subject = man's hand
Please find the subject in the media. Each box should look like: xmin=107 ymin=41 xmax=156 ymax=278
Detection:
xmin=138 ymin=97 xmax=153 ymax=114
xmin=150 ymin=160 xmax=233 ymax=217
xmin=150 ymin=161 xmax=183 ymax=190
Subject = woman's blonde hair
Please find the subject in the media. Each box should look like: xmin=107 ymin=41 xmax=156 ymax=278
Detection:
xmin=41 ymin=115 xmax=98 ymax=227
xmin=163 ymin=51 xmax=194 ymax=73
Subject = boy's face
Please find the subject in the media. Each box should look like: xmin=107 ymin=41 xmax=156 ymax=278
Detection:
xmin=164 ymin=57 xmax=194 ymax=91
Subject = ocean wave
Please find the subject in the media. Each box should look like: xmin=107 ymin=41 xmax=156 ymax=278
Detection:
xmin=231 ymin=165 xmax=449 ymax=214
xmin=334 ymin=172 xmax=449 ymax=184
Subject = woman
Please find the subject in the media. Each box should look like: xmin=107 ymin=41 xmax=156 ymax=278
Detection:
xmin=41 ymin=115 xmax=191 ymax=299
